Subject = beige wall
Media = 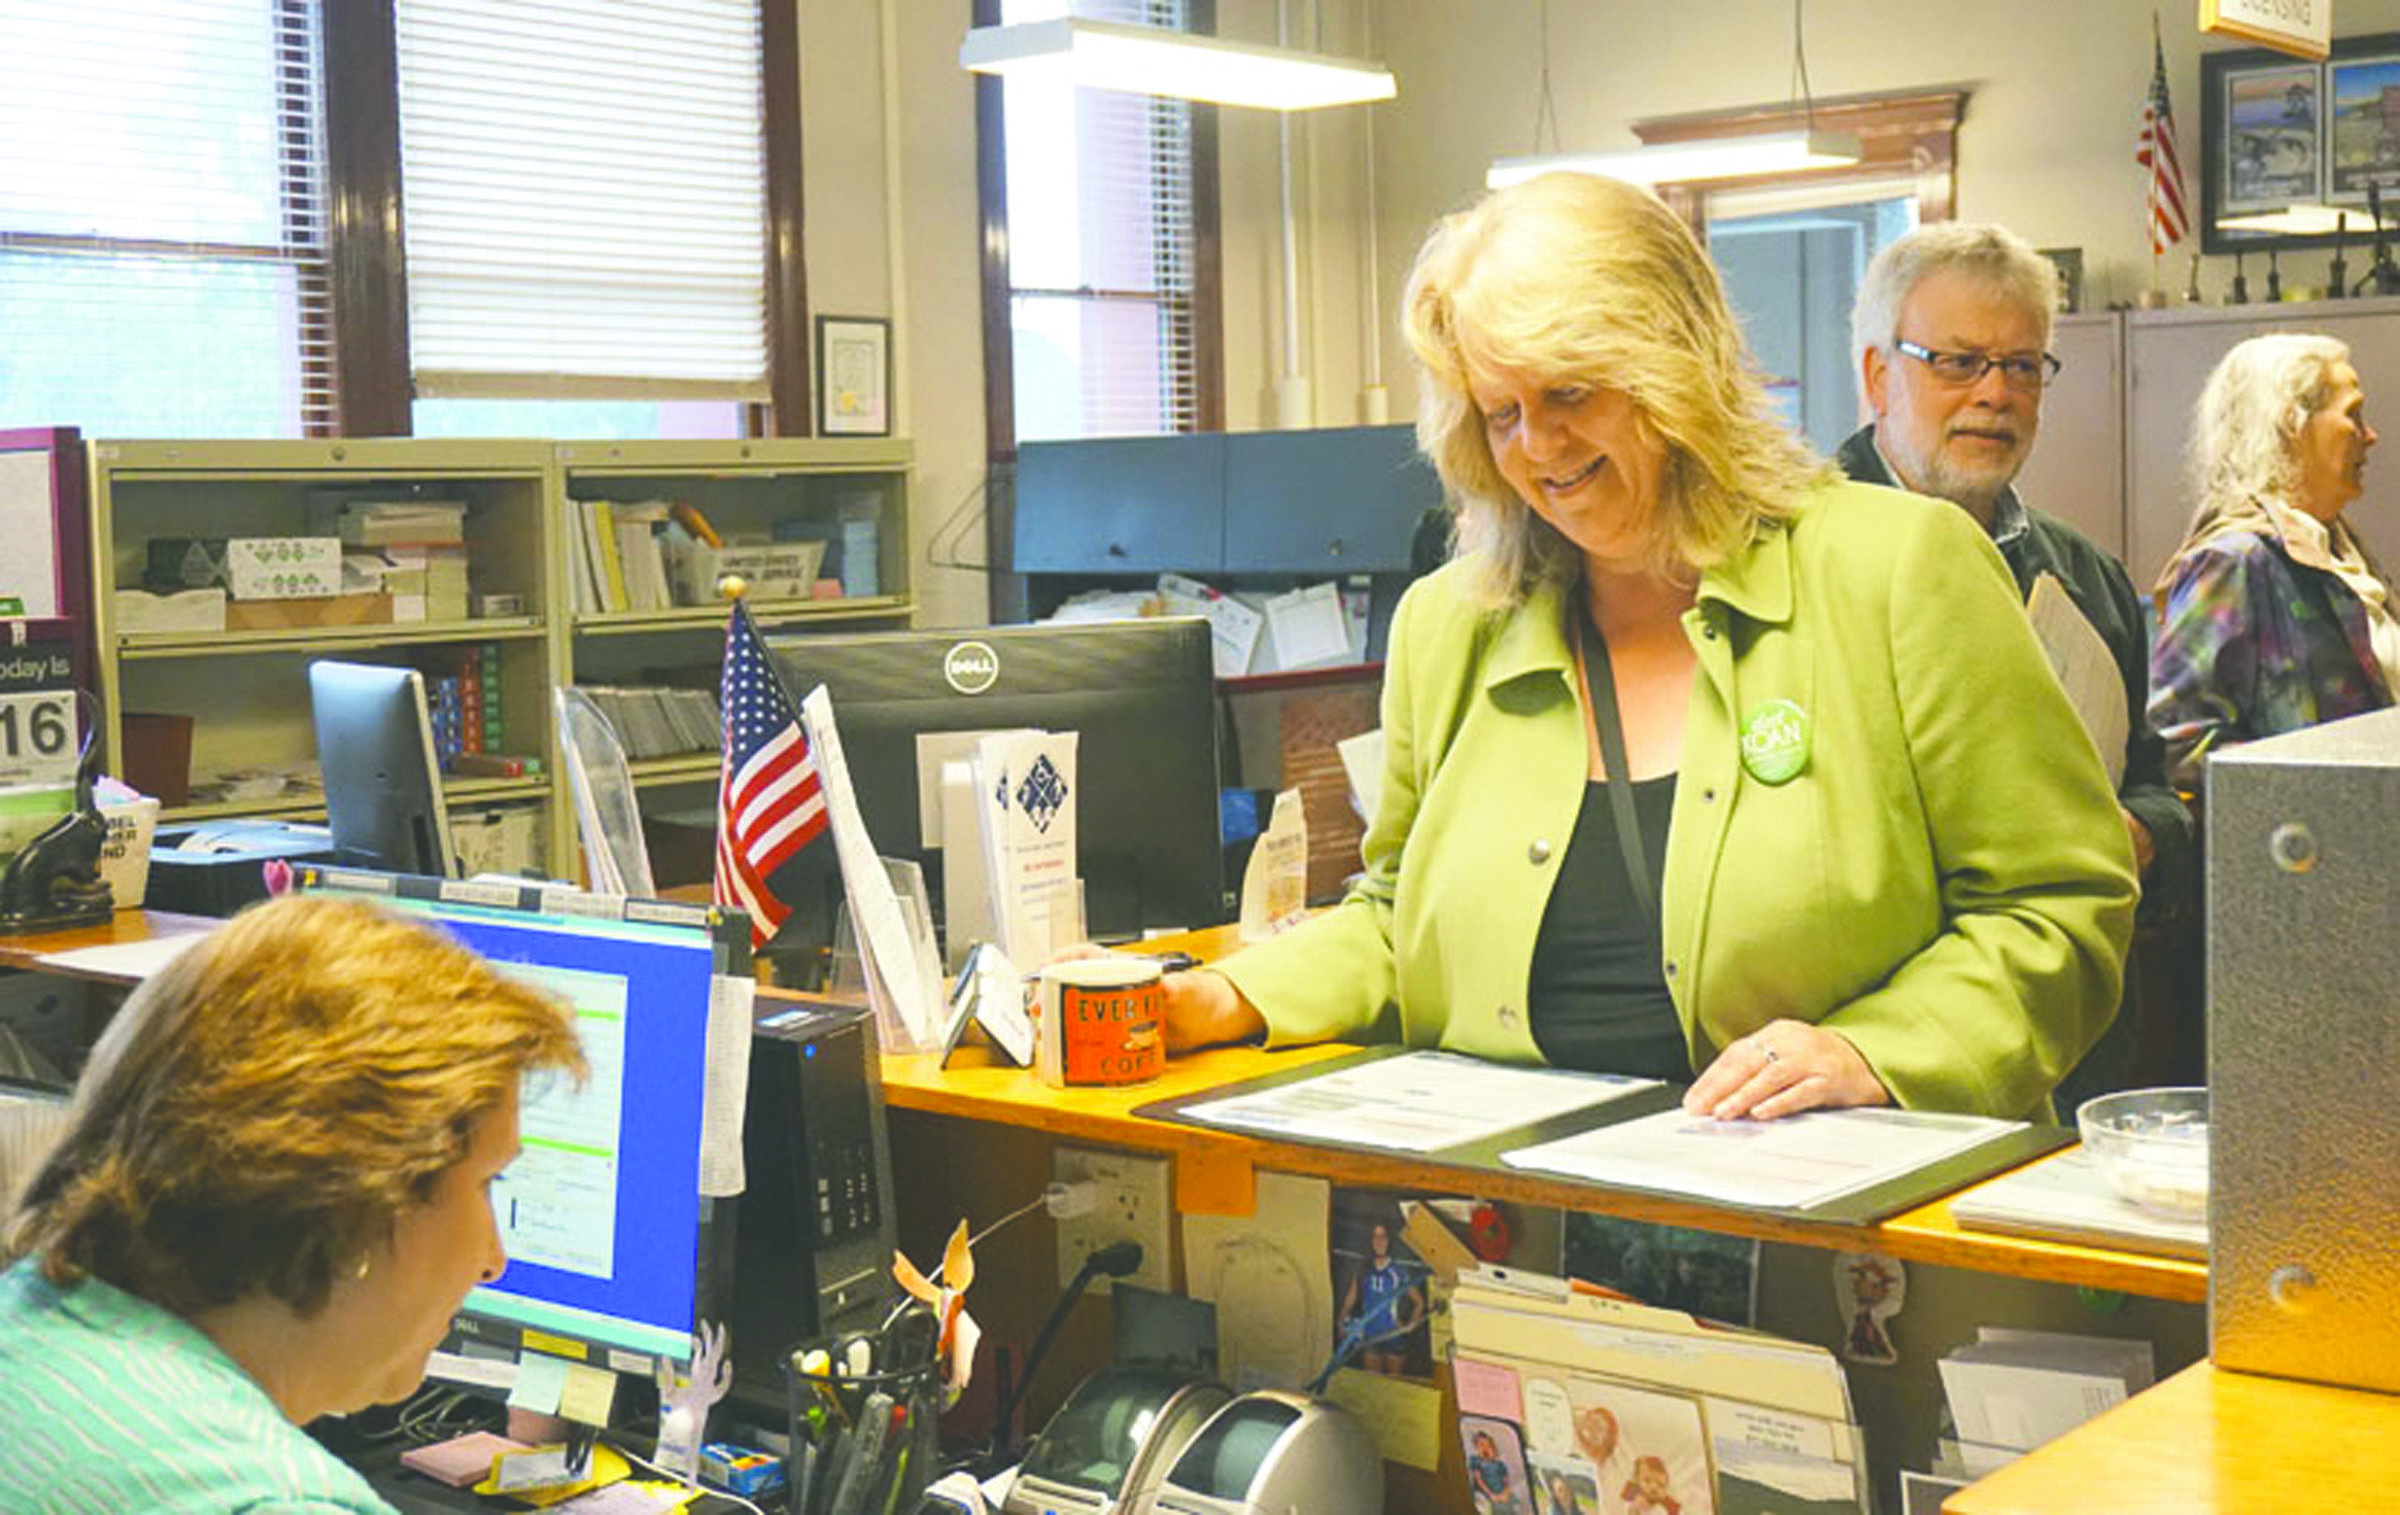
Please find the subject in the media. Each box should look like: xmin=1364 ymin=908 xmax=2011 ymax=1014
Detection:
xmin=804 ymin=2 xmax=2400 ymax=627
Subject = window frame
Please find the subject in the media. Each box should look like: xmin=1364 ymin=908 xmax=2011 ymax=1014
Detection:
xmin=1635 ymin=90 xmax=1965 ymax=240
xmin=323 ymin=0 xmax=808 ymax=438
xmin=973 ymin=0 xmax=1225 ymax=464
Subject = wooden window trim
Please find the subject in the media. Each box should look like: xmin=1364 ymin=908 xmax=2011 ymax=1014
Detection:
xmin=322 ymin=0 xmax=412 ymax=437
xmin=1636 ymin=90 xmax=1965 ymax=235
xmin=762 ymin=0 xmax=809 ymax=437
xmin=975 ymin=0 xmax=1226 ymax=465
xmin=323 ymin=1 xmax=800 ymax=439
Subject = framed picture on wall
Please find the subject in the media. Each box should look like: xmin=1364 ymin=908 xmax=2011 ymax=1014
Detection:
xmin=815 ymin=315 xmax=891 ymax=437
xmin=2327 ymin=48 xmax=2400 ymax=202
xmin=2202 ymin=32 xmax=2400 ymax=253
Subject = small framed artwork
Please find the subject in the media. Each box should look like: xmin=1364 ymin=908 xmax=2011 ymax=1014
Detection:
xmin=815 ymin=315 xmax=892 ymax=437
xmin=2037 ymin=247 xmax=2085 ymax=314
xmin=2327 ymin=48 xmax=2400 ymax=203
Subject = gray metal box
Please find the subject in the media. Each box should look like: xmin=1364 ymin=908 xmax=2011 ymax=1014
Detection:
xmin=2207 ymin=708 xmax=2400 ymax=1393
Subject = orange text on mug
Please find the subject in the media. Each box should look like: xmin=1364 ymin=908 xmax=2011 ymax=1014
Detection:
xmin=1036 ymin=957 xmax=1165 ymax=1088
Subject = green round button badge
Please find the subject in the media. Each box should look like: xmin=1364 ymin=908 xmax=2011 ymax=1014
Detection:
xmin=1739 ymin=698 xmax=1811 ymax=785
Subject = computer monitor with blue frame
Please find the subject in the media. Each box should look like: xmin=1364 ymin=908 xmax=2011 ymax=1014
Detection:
xmin=297 ymin=866 xmax=743 ymax=1370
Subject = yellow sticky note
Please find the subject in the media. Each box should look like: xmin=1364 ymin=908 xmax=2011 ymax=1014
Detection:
xmin=1324 ymin=1367 xmax=1444 ymax=1472
xmin=558 ymin=1362 xmax=619 ymax=1427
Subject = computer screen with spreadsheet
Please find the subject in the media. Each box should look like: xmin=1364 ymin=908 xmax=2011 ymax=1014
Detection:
xmin=300 ymin=868 xmax=733 ymax=1368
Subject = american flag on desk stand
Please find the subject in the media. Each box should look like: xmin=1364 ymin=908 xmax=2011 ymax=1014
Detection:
xmin=714 ymin=600 xmax=827 ymax=947
xmin=2138 ymin=19 xmax=2188 ymax=257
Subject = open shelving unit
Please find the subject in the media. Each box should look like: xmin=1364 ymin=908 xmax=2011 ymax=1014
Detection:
xmin=86 ymin=437 xmax=914 ymax=880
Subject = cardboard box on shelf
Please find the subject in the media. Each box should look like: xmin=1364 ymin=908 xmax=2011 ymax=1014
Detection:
xmin=224 ymin=594 xmax=394 ymax=631
xmin=224 ymin=537 xmax=344 ymax=599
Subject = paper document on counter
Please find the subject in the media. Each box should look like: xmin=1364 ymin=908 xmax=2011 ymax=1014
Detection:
xmin=2026 ymin=573 xmax=2128 ymax=787
xmin=1185 ymin=1049 xmax=1658 ymax=1152
xmin=800 ymin=685 xmax=940 ymax=1050
xmin=1503 ymin=1105 xmax=2022 ymax=1210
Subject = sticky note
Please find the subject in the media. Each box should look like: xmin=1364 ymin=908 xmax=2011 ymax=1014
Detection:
xmin=558 ymin=1362 xmax=620 ymax=1426
xmin=508 ymin=1352 xmax=571 ymax=1415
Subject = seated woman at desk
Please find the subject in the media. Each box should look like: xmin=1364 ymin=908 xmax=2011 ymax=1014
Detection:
xmin=0 ymin=895 xmax=584 ymax=1512
xmin=1165 ymin=173 xmax=2136 ymax=1123
xmin=2150 ymin=333 xmax=2397 ymax=788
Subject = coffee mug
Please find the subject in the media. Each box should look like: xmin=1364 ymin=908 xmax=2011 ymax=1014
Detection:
xmin=1035 ymin=957 xmax=1165 ymax=1088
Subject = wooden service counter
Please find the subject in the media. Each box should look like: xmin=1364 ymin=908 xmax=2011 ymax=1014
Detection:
xmin=1941 ymin=1362 xmax=2400 ymax=1513
xmin=869 ymin=926 xmax=2213 ymax=1515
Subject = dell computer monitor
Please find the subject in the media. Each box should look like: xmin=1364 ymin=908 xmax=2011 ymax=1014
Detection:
xmin=765 ymin=618 xmax=1226 ymax=961
xmin=300 ymin=868 xmax=736 ymax=1370
xmin=309 ymin=661 xmax=457 ymax=878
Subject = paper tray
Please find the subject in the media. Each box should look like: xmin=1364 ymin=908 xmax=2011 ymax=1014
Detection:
xmin=1134 ymin=1046 xmax=2074 ymax=1227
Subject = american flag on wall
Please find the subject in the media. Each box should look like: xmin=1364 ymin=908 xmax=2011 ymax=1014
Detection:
xmin=713 ymin=600 xmax=827 ymax=947
xmin=2138 ymin=27 xmax=2189 ymax=255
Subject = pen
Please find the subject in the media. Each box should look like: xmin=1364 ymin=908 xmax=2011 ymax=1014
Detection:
xmin=825 ymin=1392 xmax=897 ymax=1515
xmin=877 ymin=1421 xmax=912 ymax=1515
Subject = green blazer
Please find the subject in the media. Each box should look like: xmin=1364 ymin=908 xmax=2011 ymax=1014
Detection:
xmin=1217 ymin=479 xmax=2138 ymax=1122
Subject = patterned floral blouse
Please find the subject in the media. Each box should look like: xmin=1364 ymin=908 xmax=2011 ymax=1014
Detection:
xmin=2149 ymin=504 xmax=2395 ymax=789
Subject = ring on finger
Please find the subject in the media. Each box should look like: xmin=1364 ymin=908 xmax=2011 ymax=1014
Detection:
xmin=1759 ymin=1043 xmax=1780 ymax=1066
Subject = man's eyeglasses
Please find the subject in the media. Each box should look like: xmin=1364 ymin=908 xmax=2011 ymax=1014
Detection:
xmin=1895 ymin=339 xmax=2063 ymax=392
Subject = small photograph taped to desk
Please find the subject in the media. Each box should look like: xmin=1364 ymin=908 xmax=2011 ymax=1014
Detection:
xmin=761 ymin=617 xmax=1227 ymax=977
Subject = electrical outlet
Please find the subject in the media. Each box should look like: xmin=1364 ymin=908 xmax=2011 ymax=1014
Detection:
xmin=1052 ymin=1144 xmax=1173 ymax=1295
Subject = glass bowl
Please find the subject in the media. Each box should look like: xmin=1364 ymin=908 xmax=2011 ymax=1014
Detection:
xmin=2076 ymin=1087 xmax=2209 ymax=1220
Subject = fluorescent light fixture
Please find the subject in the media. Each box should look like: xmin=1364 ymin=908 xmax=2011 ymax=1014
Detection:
xmin=1487 ymin=129 xmax=1863 ymax=189
xmin=2217 ymin=204 xmax=2398 ymax=235
xmin=960 ymin=17 xmax=1396 ymax=111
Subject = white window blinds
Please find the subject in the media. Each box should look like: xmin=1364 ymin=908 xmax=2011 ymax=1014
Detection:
xmin=395 ymin=0 xmax=770 ymax=400
xmin=0 ymin=0 xmax=333 ymax=437
xmin=1001 ymin=0 xmax=1202 ymax=440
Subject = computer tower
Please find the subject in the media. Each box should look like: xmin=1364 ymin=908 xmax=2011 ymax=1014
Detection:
xmin=728 ymin=1000 xmax=898 ymax=1411
xmin=2207 ymin=707 xmax=2400 ymax=1393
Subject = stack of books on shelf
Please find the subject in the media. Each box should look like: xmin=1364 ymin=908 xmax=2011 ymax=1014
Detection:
xmin=573 ymin=684 xmax=722 ymax=760
xmin=567 ymin=499 xmax=677 ymax=614
xmin=420 ymin=644 xmax=512 ymax=773
xmin=313 ymin=497 xmax=473 ymax=623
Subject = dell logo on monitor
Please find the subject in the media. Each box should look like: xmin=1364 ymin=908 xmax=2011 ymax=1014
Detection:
xmin=943 ymin=640 xmax=1000 ymax=694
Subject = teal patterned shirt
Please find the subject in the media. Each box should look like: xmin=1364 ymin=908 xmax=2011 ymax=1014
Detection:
xmin=0 ymin=1260 xmax=396 ymax=1514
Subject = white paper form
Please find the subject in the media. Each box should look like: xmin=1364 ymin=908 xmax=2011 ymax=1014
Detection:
xmin=697 ymin=974 xmax=753 ymax=1198
xmin=1183 ymin=1170 xmax=1333 ymax=1392
xmin=0 ymin=449 xmax=59 ymax=619
xmin=1262 ymin=581 xmax=1351 ymax=669
xmin=1503 ymin=1106 xmax=2022 ymax=1211
xmin=37 ymin=928 xmax=215 ymax=983
xmin=1184 ymin=1049 xmax=1659 ymax=1153
xmin=2025 ymin=573 xmax=2129 ymax=788
xmin=1160 ymin=573 xmax=1264 ymax=677
xmin=801 ymin=685 xmax=941 ymax=1051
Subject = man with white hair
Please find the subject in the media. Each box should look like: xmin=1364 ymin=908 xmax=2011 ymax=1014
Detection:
xmin=1838 ymin=222 xmax=2191 ymax=1108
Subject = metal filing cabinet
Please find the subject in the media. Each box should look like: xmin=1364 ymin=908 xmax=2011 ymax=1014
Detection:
xmin=2206 ymin=707 xmax=2400 ymax=1393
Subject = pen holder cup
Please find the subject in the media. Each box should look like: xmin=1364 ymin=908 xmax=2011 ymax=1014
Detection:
xmin=784 ymin=1345 xmax=942 ymax=1515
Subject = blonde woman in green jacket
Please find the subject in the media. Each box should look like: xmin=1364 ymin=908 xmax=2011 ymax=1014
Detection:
xmin=1169 ymin=174 xmax=2137 ymax=1124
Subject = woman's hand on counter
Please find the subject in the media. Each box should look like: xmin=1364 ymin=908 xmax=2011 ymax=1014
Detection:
xmin=1161 ymin=968 xmax=1267 ymax=1054
xmin=1681 ymin=1018 xmax=1890 ymax=1121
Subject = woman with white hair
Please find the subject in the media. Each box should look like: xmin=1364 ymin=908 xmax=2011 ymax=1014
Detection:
xmin=2151 ymin=333 xmax=2397 ymax=788
xmin=1157 ymin=174 xmax=2136 ymax=1124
